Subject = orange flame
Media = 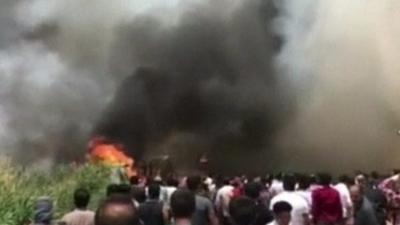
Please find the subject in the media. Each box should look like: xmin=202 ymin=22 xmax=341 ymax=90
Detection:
xmin=88 ymin=136 xmax=136 ymax=177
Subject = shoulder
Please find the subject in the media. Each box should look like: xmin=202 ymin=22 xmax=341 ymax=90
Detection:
xmin=197 ymin=195 xmax=213 ymax=206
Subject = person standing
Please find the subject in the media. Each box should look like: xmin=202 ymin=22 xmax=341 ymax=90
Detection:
xmin=349 ymin=185 xmax=378 ymax=225
xmin=138 ymin=183 xmax=166 ymax=225
xmin=170 ymin=190 xmax=196 ymax=225
xmin=378 ymin=173 xmax=400 ymax=225
xmin=334 ymin=175 xmax=353 ymax=224
xmin=215 ymin=178 xmax=234 ymax=225
xmin=229 ymin=197 xmax=256 ymax=225
xmin=186 ymin=176 xmax=218 ymax=225
xmin=296 ymin=174 xmax=312 ymax=208
xmin=311 ymin=173 xmax=342 ymax=225
xmin=270 ymin=174 xmax=284 ymax=198
xmin=31 ymin=197 xmax=55 ymax=225
xmin=244 ymin=182 xmax=273 ymax=225
xmin=270 ymin=174 xmax=309 ymax=225
xmin=61 ymin=188 xmax=95 ymax=225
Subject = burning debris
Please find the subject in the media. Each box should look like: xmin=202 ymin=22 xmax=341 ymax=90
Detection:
xmin=88 ymin=136 xmax=136 ymax=178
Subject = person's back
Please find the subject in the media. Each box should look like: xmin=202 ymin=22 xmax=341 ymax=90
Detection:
xmin=270 ymin=174 xmax=309 ymax=225
xmin=229 ymin=197 xmax=256 ymax=225
xmin=364 ymin=185 xmax=387 ymax=225
xmin=138 ymin=183 xmax=165 ymax=225
xmin=170 ymin=189 xmax=196 ymax=225
xmin=161 ymin=177 xmax=178 ymax=207
xmin=31 ymin=196 xmax=54 ymax=225
xmin=312 ymin=173 xmax=342 ymax=225
xmin=295 ymin=174 xmax=312 ymax=208
xmin=215 ymin=178 xmax=234 ymax=221
xmin=244 ymin=182 xmax=273 ymax=225
xmin=186 ymin=176 xmax=218 ymax=225
xmin=334 ymin=175 xmax=352 ymax=221
xmin=270 ymin=174 xmax=284 ymax=197
xmin=62 ymin=210 xmax=94 ymax=225
xmin=61 ymin=188 xmax=94 ymax=225
xmin=193 ymin=195 xmax=216 ymax=225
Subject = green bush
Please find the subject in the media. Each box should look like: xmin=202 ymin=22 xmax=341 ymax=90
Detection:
xmin=0 ymin=158 xmax=111 ymax=225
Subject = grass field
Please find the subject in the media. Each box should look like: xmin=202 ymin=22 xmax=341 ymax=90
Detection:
xmin=0 ymin=158 xmax=111 ymax=225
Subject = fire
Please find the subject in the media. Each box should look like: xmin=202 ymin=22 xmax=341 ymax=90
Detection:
xmin=88 ymin=136 xmax=136 ymax=177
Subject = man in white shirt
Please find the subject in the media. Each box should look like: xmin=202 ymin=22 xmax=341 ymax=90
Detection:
xmin=270 ymin=174 xmax=309 ymax=225
xmin=215 ymin=178 xmax=234 ymax=225
xmin=268 ymin=201 xmax=293 ymax=225
xmin=334 ymin=175 xmax=353 ymax=222
xmin=160 ymin=177 xmax=178 ymax=208
xmin=295 ymin=174 xmax=312 ymax=208
xmin=61 ymin=188 xmax=95 ymax=225
xmin=270 ymin=173 xmax=284 ymax=198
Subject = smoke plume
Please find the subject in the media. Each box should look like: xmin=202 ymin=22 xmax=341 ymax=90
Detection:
xmin=0 ymin=0 xmax=400 ymax=173
xmin=273 ymin=0 xmax=400 ymax=172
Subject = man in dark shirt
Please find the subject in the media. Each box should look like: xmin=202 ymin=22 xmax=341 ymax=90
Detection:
xmin=186 ymin=175 xmax=218 ymax=225
xmin=363 ymin=175 xmax=387 ymax=225
xmin=350 ymin=185 xmax=379 ymax=225
xmin=138 ymin=183 xmax=166 ymax=225
xmin=171 ymin=189 xmax=196 ymax=225
xmin=229 ymin=197 xmax=256 ymax=225
xmin=311 ymin=173 xmax=342 ymax=225
xmin=244 ymin=182 xmax=273 ymax=225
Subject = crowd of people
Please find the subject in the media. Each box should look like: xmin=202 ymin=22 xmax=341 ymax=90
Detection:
xmin=29 ymin=170 xmax=400 ymax=225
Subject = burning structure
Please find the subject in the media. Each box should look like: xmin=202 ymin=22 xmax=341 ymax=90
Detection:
xmin=0 ymin=0 xmax=400 ymax=173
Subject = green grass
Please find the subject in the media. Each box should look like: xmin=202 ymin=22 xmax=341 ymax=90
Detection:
xmin=0 ymin=158 xmax=111 ymax=225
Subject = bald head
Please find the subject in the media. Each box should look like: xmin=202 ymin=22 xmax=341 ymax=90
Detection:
xmin=349 ymin=185 xmax=363 ymax=206
xmin=95 ymin=194 xmax=140 ymax=225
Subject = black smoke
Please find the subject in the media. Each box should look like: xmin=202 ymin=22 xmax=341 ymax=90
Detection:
xmin=95 ymin=0 xmax=295 ymax=173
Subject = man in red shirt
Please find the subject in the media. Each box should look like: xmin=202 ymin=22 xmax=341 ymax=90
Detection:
xmin=312 ymin=173 xmax=343 ymax=225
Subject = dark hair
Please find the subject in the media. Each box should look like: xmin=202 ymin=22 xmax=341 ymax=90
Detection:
xmin=370 ymin=171 xmax=379 ymax=180
xmin=274 ymin=173 xmax=283 ymax=181
xmin=309 ymin=174 xmax=317 ymax=185
xmin=297 ymin=174 xmax=310 ymax=190
xmin=318 ymin=173 xmax=332 ymax=186
xmin=167 ymin=176 xmax=179 ymax=187
xmin=272 ymin=201 xmax=292 ymax=214
xmin=186 ymin=175 xmax=202 ymax=191
xmin=132 ymin=187 xmax=146 ymax=203
xmin=130 ymin=176 xmax=139 ymax=185
xmin=229 ymin=197 xmax=256 ymax=225
xmin=223 ymin=177 xmax=231 ymax=185
xmin=95 ymin=194 xmax=140 ymax=225
xmin=244 ymin=182 xmax=261 ymax=199
xmin=74 ymin=188 xmax=90 ymax=208
xmin=338 ymin=174 xmax=351 ymax=185
xmin=170 ymin=189 xmax=195 ymax=219
xmin=148 ymin=183 xmax=161 ymax=199
xmin=282 ymin=174 xmax=296 ymax=191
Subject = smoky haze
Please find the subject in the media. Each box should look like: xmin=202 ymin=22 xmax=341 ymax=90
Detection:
xmin=95 ymin=0 xmax=294 ymax=173
xmin=0 ymin=0 xmax=399 ymax=173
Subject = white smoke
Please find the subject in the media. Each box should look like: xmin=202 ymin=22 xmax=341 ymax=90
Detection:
xmin=275 ymin=0 xmax=400 ymax=172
